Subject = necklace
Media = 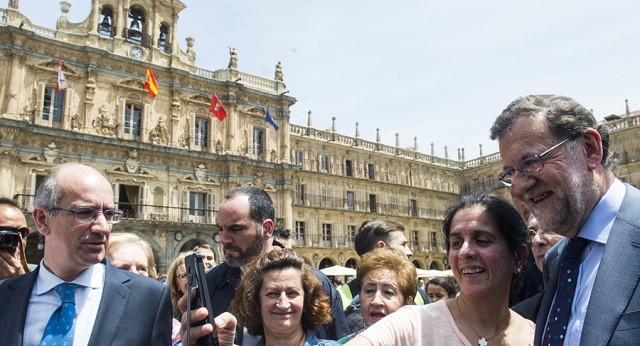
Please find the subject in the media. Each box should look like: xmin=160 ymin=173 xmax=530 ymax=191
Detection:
xmin=455 ymin=297 xmax=510 ymax=346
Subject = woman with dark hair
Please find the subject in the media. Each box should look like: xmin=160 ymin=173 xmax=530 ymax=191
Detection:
xmin=426 ymin=277 xmax=457 ymax=303
xmin=345 ymin=192 xmax=534 ymax=345
xmin=230 ymin=249 xmax=339 ymax=346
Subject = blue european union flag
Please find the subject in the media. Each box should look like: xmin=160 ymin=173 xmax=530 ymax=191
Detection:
xmin=265 ymin=105 xmax=280 ymax=131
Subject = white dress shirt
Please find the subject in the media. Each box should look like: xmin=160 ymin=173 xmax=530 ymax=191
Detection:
xmin=23 ymin=261 xmax=105 ymax=346
xmin=546 ymin=179 xmax=625 ymax=345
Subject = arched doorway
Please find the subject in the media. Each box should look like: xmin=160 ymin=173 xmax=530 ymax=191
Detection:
xmin=345 ymin=258 xmax=357 ymax=269
xmin=319 ymin=258 xmax=335 ymax=270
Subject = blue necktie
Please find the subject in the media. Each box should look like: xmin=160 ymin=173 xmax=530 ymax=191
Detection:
xmin=543 ymin=237 xmax=589 ymax=345
xmin=40 ymin=283 xmax=78 ymax=346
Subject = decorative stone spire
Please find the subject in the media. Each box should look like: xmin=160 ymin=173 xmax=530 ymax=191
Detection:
xmin=355 ymin=122 xmax=360 ymax=138
xmin=376 ymin=128 xmax=381 ymax=143
xmin=395 ymin=133 xmax=400 ymax=148
xmin=444 ymin=146 xmax=449 ymax=159
xmin=431 ymin=142 xmax=434 ymax=156
xmin=479 ymin=144 xmax=483 ymax=157
xmin=461 ymin=148 xmax=465 ymax=161
xmin=413 ymin=137 xmax=418 ymax=151
xmin=307 ymin=110 xmax=313 ymax=128
xmin=626 ymin=99 xmax=630 ymax=116
xmin=331 ymin=117 xmax=336 ymax=132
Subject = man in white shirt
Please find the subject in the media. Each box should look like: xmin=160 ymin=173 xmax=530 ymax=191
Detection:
xmin=0 ymin=163 xmax=172 ymax=345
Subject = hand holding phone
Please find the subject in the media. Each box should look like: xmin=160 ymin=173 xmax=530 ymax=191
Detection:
xmin=185 ymin=253 xmax=219 ymax=346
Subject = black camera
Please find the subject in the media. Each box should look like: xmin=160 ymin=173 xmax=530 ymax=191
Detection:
xmin=0 ymin=226 xmax=29 ymax=251
xmin=0 ymin=229 xmax=20 ymax=251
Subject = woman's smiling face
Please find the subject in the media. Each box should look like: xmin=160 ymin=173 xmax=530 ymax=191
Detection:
xmin=260 ymin=267 xmax=305 ymax=337
xmin=448 ymin=205 xmax=517 ymax=299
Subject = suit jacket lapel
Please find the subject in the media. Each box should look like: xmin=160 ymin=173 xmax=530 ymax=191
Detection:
xmin=582 ymin=185 xmax=640 ymax=345
xmin=1 ymin=268 xmax=38 ymax=346
xmin=87 ymin=262 xmax=131 ymax=346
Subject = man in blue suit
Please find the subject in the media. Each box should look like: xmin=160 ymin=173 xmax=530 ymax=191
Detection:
xmin=491 ymin=95 xmax=640 ymax=345
xmin=0 ymin=163 xmax=172 ymax=345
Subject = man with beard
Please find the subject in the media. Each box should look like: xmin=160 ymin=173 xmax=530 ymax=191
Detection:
xmin=182 ymin=186 xmax=347 ymax=345
xmin=490 ymin=95 xmax=640 ymax=345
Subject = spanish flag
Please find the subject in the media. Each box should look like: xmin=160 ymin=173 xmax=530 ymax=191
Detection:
xmin=144 ymin=65 xmax=158 ymax=98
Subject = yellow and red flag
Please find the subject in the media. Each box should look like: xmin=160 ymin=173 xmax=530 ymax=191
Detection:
xmin=144 ymin=65 xmax=158 ymax=98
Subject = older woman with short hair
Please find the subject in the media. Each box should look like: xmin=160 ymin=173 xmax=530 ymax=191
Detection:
xmin=339 ymin=248 xmax=417 ymax=343
xmin=106 ymin=232 xmax=157 ymax=279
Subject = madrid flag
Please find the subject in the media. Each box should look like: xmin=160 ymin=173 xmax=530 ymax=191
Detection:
xmin=57 ymin=56 xmax=68 ymax=92
xmin=144 ymin=65 xmax=159 ymax=98
xmin=210 ymin=92 xmax=227 ymax=121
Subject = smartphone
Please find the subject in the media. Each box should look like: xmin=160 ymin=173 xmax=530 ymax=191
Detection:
xmin=185 ymin=252 xmax=219 ymax=346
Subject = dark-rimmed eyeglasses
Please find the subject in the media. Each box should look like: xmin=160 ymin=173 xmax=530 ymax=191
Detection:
xmin=55 ymin=207 xmax=123 ymax=224
xmin=498 ymin=138 xmax=572 ymax=187
xmin=0 ymin=226 xmax=30 ymax=238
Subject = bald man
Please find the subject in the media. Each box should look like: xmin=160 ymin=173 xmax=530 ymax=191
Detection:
xmin=0 ymin=163 xmax=172 ymax=345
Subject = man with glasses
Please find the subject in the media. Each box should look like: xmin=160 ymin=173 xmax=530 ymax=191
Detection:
xmin=490 ymin=95 xmax=640 ymax=345
xmin=0 ymin=163 xmax=172 ymax=345
xmin=0 ymin=197 xmax=30 ymax=282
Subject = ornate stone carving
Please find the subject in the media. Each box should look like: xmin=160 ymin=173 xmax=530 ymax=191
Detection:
xmin=275 ymin=61 xmax=283 ymax=81
xmin=149 ymin=116 xmax=170 ymax=145
xmin=215 ymin=139 xmax=223 ymax=154
xmin=270 ymin=149 xmax=277 ymax=163
xmin=125 ymin=149 xmax=140 ymax=173
xmin=228 ymin=47 xmax=237 ymax=69
xmin=43 ymin=142 xmax=59 ymax=163
xmin=70 ymin=113 xmax=80 ymax=131
xmin=194 ymin=164 xmax=206 ymax=181
xmin=93 ymin=104 xmax=116 ymax=136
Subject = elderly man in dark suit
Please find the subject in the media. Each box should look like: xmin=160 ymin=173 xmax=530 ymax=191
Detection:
xmin=491 ymin=95 xmax=640 ymax=345
xmin=0 ymin=163 xmax=172 ymax=345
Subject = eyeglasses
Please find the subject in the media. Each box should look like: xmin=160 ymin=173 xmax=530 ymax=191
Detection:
xmin=498 ymin=138 xmax=572 ymax=187
xmin=0 ymin=226 xmax=30 ymax=238
xmin=55 ymin=207 xmax=124 ymax=224
xmin=177 ymin=272 xmax=188 ymax=281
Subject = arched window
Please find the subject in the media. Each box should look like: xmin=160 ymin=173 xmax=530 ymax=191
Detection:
xmin=158 ymin=23 xmax=171 ymax=54
xmin=126 ymin=7 xmax=148 ymax=46
xmin=98 ymin=7 xmax=114 ymax=37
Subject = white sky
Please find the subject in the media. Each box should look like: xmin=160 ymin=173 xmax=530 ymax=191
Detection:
xmin=19 ymin=1 xmax=640 ymax=159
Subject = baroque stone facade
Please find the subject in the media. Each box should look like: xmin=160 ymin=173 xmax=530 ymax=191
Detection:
xmin=1 ymin=1 xmax=638 ymax=274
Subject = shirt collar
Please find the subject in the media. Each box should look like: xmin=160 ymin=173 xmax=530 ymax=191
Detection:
xmin=36 ymin=260 xmax=106 ymax=295
xmin=577 ymin=179 xmax=625 ymax=244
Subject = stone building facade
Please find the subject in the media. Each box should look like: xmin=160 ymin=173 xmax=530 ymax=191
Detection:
xmin=1 ymin=1 xmax=638 ymax=274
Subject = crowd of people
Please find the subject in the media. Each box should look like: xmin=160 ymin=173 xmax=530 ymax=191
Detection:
xmin=1 ymin=94 xmax=639 ymax=345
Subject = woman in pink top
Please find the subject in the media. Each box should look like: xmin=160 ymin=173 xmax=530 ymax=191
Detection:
xmin=345 ymin=193 xmax=535 ymax=345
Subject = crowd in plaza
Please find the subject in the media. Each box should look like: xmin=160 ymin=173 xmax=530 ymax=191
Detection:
xmin=0 ymin=94 xmax=639 ymax=345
